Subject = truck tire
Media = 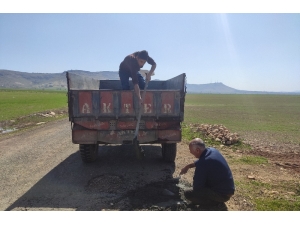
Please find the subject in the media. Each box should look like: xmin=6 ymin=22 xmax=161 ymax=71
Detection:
xmin=161 ymin=143 xmax=177 ymax=162
xmin=79 ymin=144 xmax=98 ymax=163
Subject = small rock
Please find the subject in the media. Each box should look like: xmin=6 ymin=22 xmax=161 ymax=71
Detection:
xmin=247 ymin=175 xmax=255 ymax=180
xmin=36 ymin=122 xmax=46 ymax=125
xmin=176 ymin=183 xmax=187 ymax=189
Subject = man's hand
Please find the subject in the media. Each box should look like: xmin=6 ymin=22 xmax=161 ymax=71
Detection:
xmin=179 ymin=163 xmax=195 ymax=175
xmin=145 ymin=73 xmax=151 ymax=82
xmin=146 ymin=64 xmax=156 ymax=82
xmin=179 ymin=165 xmax=190 ymax=175
xmin=139 ymin=97 xmax=143 ymax=106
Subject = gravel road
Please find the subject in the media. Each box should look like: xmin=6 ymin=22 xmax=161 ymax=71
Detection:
xmin=0 ymin=118 xmax=189 ymax=211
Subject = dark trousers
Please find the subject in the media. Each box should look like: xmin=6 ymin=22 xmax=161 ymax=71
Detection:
xmin=184 ymin=187 xmax=232 ymax=206
xmin=119 ymin=71 xmax=145 ymax=90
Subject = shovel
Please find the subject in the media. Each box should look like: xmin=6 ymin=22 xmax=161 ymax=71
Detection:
xmin=133 ymin=79 xmax=149 ymax=159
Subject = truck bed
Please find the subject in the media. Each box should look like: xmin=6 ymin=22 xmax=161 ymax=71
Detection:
xmin=66 ymin=72 xmax=186 ymax=144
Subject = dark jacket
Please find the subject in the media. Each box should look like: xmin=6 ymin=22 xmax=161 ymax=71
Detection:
xmin=193 ymin=147 xmax=235 ymax=195
xmin=119 ymin=51 xmax=156 ymax=85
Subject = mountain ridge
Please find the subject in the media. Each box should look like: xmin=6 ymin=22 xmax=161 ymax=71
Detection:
xmin=0 ymin=69 xmax=299 ymax=94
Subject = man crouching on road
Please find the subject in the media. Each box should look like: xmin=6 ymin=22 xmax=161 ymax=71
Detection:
xmin=119 ymin=50 xmax=156 ymax=105
xmin=180 ymin=138 xmax=235 ymax=209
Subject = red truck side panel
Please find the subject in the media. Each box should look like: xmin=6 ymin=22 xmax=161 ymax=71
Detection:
xmin=143 ymin=92 xmax=155 ymax=116
xmin=72 ymin=90 xmax=182 ymax=119
xmin=72 ymin=129 xmax=98 ymax=144
xmin=67 ymin=72 xmax=186 ymax=145
xmin=74 ymin=120 xmax=110 ymax=130
xmin=72 ymin=128 xmax=181 ymax=144
xmin=120 ymin=92 xmax=134 ymax=115
xmin=161 ymin=92 xmax=175 ymax=115
xmin=100 ymin=91 xmax=114 ymax=114
xmin=73 ymin=120 xmax=180 ymax=131
xmin=78 ymin=92 xmax=93 ymax=114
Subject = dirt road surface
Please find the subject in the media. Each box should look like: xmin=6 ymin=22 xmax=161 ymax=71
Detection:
xmin=0 ymin=118 xmax=187 ymax=211
xmin=1 ymin=118 xmax=299 ymax=211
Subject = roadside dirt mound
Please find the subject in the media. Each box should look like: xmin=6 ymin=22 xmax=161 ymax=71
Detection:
xmin=248 ymin=149 xmax=300 ymax=173
xmin=190 ymin=123 xmax=240 ymax=145
xmin=240 ymin=131 xmax=300 ymax=175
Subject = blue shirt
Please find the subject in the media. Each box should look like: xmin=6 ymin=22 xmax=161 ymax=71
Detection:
xmin=193 ymin=147 xmax=235 ymax=195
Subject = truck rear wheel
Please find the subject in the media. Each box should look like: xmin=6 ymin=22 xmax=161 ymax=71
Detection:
xmin=79 ymin=144 xmax=98 ymax=163
xmin=161 ymin=143 xmax=177 ymax=162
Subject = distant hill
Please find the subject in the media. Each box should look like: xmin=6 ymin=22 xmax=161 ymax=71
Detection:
xmin=0 ymin=70 xmax=119 ymax=90
xmin=187 ymin=83 xmax=300 ymax=94
xmin=186 ymin=82 xmax=293 ymax=94
xmin=0 ymin=69 xmax=299 ymax=94
xmin=187 ymin=82 xmax=242 ymax=94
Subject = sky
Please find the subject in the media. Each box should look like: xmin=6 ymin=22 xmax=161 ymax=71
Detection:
xmin=0 ymin=1 xmax=299 ymax=92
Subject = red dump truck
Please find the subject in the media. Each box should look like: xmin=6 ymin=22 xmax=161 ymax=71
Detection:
xmin=66 ymin=72 xmax=186 ymax=163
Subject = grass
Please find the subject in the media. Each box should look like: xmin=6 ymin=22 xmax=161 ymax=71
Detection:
xmin=184 ymin=94 xmax=300 ymax=144
xmin=255 ymin=199 xmax=300 ymax=211
xmin=1 ymin=90 xmax=300 ymax=210
xmin=0 ymin=89 xmax=67 ymax=121
xmin=181 ymin=122 xmax=296 ymax=210
xmin=182 ymin=121 xmax=300 ymax=210
xmin=235 ymin=180 xmax=300 ymax=211
xmin=185 ymin=94 xmax=300 ymax=132
xmin=181 ymin=93 xmax=300 ymax=211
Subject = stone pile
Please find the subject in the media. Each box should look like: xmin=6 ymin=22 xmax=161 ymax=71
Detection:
xmin=190 ymin=123 xmax=240 ymax=145
xmin=38 ymin=111 xmax=56 ymax=117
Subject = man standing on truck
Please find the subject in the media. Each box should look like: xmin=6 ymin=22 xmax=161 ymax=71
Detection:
xmin=119 ymin=50 xmax=156 ymax=105
xmin=180 ymin=138 xmax=235 ymax=210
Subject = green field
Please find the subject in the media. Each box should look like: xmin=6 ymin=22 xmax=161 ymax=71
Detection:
xmin=1 ymin=90 xmax=299 ymax=210
xmin=0 ymin=89 xmax=67 ymax=121
xmin=184 ymin=94 xmax=300 ymax=144
xmin=1 ymin=91 xmax=300 ymax=143
xmin=183 ymin=94 xmax=300 ymax=211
